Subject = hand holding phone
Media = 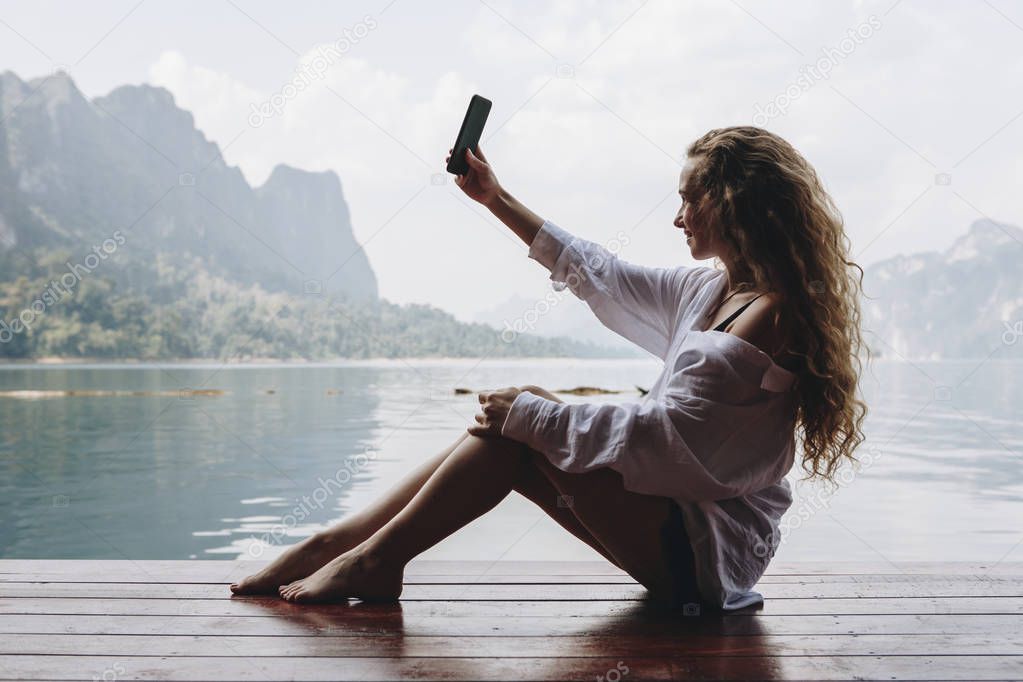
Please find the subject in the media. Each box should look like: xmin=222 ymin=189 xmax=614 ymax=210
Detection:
xmin=443 ymin=97 xmax=544 ymax=245
xmin=447 ymin=143 xmax=501 ymax=207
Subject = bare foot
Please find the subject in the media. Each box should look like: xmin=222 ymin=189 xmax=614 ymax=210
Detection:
xmin=230 ymin=531 xmax=352 ymax=595
xmin=278 ymin=549 xmax=403 ymax=604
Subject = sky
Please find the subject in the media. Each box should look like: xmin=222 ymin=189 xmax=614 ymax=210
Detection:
xmin=2 ymin=0 xmax=1022 ymax=321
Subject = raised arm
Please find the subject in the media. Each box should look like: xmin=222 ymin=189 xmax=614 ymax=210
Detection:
xmin=447 ymin=145 xmax=706 ymax=359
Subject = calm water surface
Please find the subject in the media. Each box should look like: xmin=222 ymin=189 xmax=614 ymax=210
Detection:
xmin=1 ymin=358 xmax=1020 ymax=564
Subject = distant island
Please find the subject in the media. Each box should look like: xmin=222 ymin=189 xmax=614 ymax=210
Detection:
xmin=0 ymin=70 xmax=630 ymax=361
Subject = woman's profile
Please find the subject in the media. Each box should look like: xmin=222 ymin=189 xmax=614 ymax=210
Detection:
xmin=231 ymin=125 xmax=869 ymax=611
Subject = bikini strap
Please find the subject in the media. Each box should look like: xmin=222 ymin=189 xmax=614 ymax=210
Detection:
xmin=712 ymin=293 xmax=764 ymax=332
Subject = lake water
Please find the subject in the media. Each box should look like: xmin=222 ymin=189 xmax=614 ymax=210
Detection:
xmin=1 ymin=358 xmax=1021 ymax=565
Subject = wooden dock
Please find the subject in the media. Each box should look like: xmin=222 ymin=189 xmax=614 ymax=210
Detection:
xmin=1 ymin=560 xmax=1021 ymax=680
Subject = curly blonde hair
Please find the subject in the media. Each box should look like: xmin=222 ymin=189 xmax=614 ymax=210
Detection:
xmin=685 ymin=126 xmax=868 ymax=483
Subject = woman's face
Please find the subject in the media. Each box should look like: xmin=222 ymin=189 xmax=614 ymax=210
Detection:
xmin=675 ymin=157 xmax=717 ymax=260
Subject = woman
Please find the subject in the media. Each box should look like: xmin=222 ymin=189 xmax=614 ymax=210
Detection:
xmin=231 ymin=126 xmax=868 ymax=610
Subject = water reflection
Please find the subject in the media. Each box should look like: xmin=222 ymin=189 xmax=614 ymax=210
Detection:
xmin=1 ymin=359 xmax=1021 ymax=563
xmin=231 ymin=594 xmax=782 ymax=679
xmin=0 ymin=365 xmax=384 ymax=558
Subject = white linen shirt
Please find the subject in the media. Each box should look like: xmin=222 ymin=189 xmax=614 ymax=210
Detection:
xmin=501 ymin=219 xmax=799 ymax=610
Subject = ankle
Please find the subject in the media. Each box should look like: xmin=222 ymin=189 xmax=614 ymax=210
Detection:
xmin=355 ymin=540 xmax=401 ymax=570
xmin=308 ymin=528 xmax=350 ymax=553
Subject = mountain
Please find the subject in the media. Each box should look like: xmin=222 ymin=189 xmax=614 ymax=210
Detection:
xmin=4 ymin=70 xmax=1015 ymax=361
xmin=0 ymin=70 xmax=377 ymax=300
xmin=0 ymin=70 xmax=631 ymax=360
xmin=861 ymin=218 xmax=1023 ymax=359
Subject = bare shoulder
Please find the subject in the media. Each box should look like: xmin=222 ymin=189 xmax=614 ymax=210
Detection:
xmin=726 ymin=292 xmax=799 ymax=370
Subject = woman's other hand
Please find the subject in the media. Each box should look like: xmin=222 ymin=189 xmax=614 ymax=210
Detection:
xmin=467 ymin=386 xmax=522 ymax=437
xmin=447 ymin=145 xmax=501 ymax=208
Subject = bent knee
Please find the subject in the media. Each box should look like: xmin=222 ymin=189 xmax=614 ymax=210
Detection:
xmin=465 ymin=432 xmax=530 ymax=456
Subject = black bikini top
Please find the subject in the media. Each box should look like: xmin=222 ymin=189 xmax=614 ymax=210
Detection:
xmin=712 ymin=293 xmax=764 ymax=332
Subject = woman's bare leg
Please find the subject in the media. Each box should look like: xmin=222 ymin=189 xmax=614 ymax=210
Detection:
xmin=500 ymin=385 xmax=621 ymax=566
xmin=277 ymin=429 xmax=674 ymax=604
xmin=527 ymin=452 xmax=678 ymax=600
xmin=235 ymin=426 xmax=617 ymax=595
xmin=278 ymin=433 xmax=530 ymax=602
xmin=231 ymin=432 xmax=470 ymax=594
xmin=234 ymin=384 xmax=601 ymax=594
xmin=513 ymin=453 xmax=621 ymax=567
xmin=238 ymin=384 xmax=629 ymax=600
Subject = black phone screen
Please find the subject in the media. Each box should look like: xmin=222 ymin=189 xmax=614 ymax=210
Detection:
xmin=446 ymin=94 xmax=492 ymax=175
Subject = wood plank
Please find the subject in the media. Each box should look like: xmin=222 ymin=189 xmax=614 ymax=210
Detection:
xmin=2 ymin=580 xmax=1021 ymax=600
xmin=3 ymin=561 xmax=1021 ymax=681
xmin=2 ymin=559 xmax=1021 ymax=582
xmin=0 ymin=654 xmax=1019 ymax=681
xmin=2 ymin=613 xmax=1021 ymax=637
xmin=4 ymin=595 xmax=1023 ymax=617
xmin=0 ymin=560 xmax=634 ymax=582
xmin=3 ymin=632 xmax=1023 ymax=658
xmin=5 ymin=568 xmax=1023 ymax=585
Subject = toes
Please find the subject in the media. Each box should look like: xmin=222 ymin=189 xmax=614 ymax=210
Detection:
xmin=231 ymin=574 xmax=275 ymax=595
xmin=231 ymin=580 xmax=256 ymax=595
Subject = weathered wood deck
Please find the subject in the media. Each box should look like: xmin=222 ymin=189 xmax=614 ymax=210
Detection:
xmin=1 ymin=560 xmax=1021 ymax=681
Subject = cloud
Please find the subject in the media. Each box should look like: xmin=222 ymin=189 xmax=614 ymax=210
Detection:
xmin=143 ymin=0 xmax=1023 ymax=320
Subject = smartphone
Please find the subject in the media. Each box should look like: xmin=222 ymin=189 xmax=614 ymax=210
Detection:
xmin=446 ymin=94 xmax=492 ymax=175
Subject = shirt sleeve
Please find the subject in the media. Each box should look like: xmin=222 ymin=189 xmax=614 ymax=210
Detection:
xmin=501 ymin=345 xmax=797 ymax=502
xmin=527 ymin=219 xmax=704 ymax=360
